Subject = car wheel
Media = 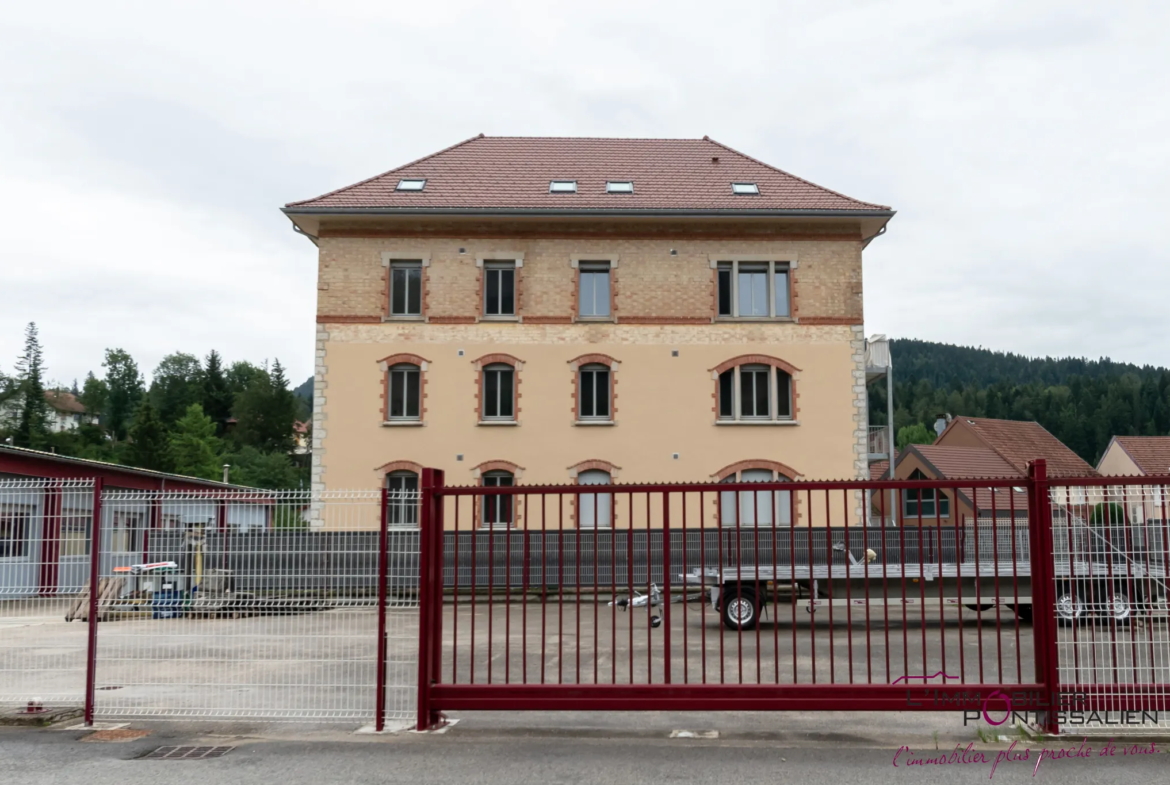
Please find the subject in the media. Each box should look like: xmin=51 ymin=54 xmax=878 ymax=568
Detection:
xmin=1055 ymin=585 xmax=1086 ymax=626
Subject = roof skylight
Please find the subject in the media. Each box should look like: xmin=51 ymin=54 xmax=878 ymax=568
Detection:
xmin=396 ymin=179 xmax=426 ymax=191
xmin=606 ymin=181 xmax=634 ymax=193
xmin=731 ymin=182 xmax=759 ymax=195
xmin=549 ymin=180 xmax=577 ymax=193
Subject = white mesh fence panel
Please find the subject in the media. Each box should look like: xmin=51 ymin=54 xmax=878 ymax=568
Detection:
xmin=0 ymin=478 xmax=95 ymax=710
xmin=1051 ymin=483 xmax=1170 ymax=733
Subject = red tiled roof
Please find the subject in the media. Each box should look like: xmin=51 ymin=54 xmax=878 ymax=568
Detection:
xmin=900 ymin=445 xmax=1030 ymax=514
xmin=869 ymin=459 xmax=890 ymax=481
xmin=1112 ymin=436 xmax=1170 ymax=476
xmin=952 ymin=417 xmax=1095 ymax=478
xmin=907 ymin=445 xmax=1021 ymax=479
xmin=286 ymin=136 xmax=891 ymax=213
xmin=45 ymin=391 xmax=85 ymax=414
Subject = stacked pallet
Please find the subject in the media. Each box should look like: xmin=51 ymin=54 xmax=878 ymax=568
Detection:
xmin=65 ymin=577 xmax=126 ymax=622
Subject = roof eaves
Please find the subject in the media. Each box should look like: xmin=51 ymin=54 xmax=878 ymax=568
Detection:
xmin=0 ymin=445 xmax=249 ymax=489
xmin=281 ymin=206 xmax=897 ymax=219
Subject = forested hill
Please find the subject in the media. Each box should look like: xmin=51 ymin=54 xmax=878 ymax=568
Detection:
xmin=872 ymin=340 xmax=1170 ymax=465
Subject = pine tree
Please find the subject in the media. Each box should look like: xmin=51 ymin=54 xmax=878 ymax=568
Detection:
xmin=169 ymin=404 xmax=221 ymax=480
xmin=149 ymin=352 xmax=204 ymax=425
xmin=103 ymin=348 xmax=144 ymax=441
xmin=201 ymin=350 xmax=233 ymax=435
xmin=232 ymin=359 xmax=296 ymax=454
xmin=126 ymin=398 xmax=172 ymax=471
xmin=78 ymin=372 xmax=109 ymax=423
xmin=12 ymin=322 xmax=50 ymax=449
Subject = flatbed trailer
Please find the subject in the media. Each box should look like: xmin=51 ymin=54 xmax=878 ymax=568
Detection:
xmin=683 ymin=519 xmax=1169 ymax=630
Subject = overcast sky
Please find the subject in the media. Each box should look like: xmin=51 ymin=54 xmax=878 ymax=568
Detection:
xmin=2 ymin=1 xmax=1168 ymax=388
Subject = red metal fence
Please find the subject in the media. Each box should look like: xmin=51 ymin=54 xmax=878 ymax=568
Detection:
xmin=415 ymin=461 xmax=1170 ymax=733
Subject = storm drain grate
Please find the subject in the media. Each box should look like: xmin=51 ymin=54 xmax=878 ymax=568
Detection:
xmin=143 ymin=746 xmax=235 ymax=760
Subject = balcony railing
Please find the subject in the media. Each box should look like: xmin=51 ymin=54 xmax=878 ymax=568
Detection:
xmin=868 ymin=425 xmax=891 ymax=459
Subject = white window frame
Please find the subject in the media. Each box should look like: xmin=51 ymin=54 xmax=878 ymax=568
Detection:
xmin=717 ymin=365 xmax=795 ymax=423
xmin=578 ymin=364 xmax=612 ymax=422
xmin=481 ymin=364 xmax=516 ymax=422
xmin=549 ymin=180 xmax=577 ymax=193
xmin=483 ymin=261 xmax=517 ymax=318
xmin=577 ymin=262 xmax=611 ymax=318
xmin=387 ymin=364 xmax=421 ymax=421
xmin=714 ymin=259 xmax=793 ymax=319
xmin=382 ymin=254 xmax=431 ymax=320
xmin=719 ymin=470 xmax=793 ymax=528
xmin=385 ymin=471 xmax=420 ymax=528
xmin=576 ymin=469 xmax=613 ymax=529
xmin=731 ymin=182 xmax=760 ymax=195
xmin=606 ymin=181 xmax=634 ymax=193
xmin=395 ymin=179 xmax=426 ymax=191
xmin=481 ymin=471 xmax=515 ymax=529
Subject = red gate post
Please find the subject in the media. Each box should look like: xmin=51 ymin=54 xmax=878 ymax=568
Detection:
xmin=416 ymin=468 xmax=445 ymax=731
xmin=1027 ymin=459 xmax=1061 ymax=734
xmin=375 ymin=486 xmax=389 ymax=731
xmin=83 ymin=478 xmax=104 ymax=726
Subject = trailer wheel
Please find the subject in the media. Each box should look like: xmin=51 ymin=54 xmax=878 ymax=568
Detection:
xmin=1055 ymin=584 xmax=1086 ymax=626
xmin=721 ymin=588 xmax=758 ymax=631
xmin=1104 ymin=585 xmax=1133 ymax=625
xmin=964 ymin=604 xmax=994 ymax=612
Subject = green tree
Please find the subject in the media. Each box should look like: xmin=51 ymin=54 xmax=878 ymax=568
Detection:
xmin=201 ymin=350 xmax=233 ymax=434
xmin=222 ymin=445 xmax=301 ymax=489
xmin=149 ymin=352 xmax=204 ymax=425
xmin=895 ymin=422 xmax=936 ymax=452
xmin=226 ymin=361 xmax=267 ymax=397
xmin=126 ymin=398 xmax=172 ymax=471
xmin=232 ymin=359 xmax=296 ymax=454
xmin=78 ymin=372 xmax=109 ymax=422
xmin=103 ymin=348 xmax=144 ymax=441
xmin=168 ymin=403 xmax=221 ymax=480
xmin=12 ymin=322 xmax=51 ymax=449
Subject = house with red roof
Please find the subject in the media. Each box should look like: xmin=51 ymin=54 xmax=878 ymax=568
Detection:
xmin=284 ymin=135 xmax=895 ymax=529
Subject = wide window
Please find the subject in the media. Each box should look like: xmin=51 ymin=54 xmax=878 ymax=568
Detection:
xmin=481 ymin=471 xmax=514 ymax=529
xmin=903 ymin=469 xmax=950 ymax=518
xmin=387 ymin=364 xmax=421 ymax=421
xmin=385 ymin=471 xmax=419 ymax=528
xmin=578 ymin=262 xmax=611 ymax=318
xmin=578 ymin=364 xmax=611 ymax=421
xmin=482 ymin=364 xmax=516 ymax=421
xmin=720 ymin=470 xmax=792 ymax=528
xmin=389 ymin=261 xmax=423 ymax=317
xmin=483 ymin=261 xmax=516 ymax=317
xmin=109 ymin=511 xmax=143 ymax=553
xmin=718 ymin=365 xmax=794 ymax=422
xmin=577 ymin=469 xmax=612 ymax=529
xmin=716 ymin=261 xmax=791 ymax=318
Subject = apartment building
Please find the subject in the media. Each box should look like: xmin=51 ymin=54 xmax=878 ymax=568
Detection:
xmin=283 ymin=136 xmax=894 ymax=528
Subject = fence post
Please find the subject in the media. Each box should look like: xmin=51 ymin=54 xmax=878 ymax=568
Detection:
xmin=661 ymin=491 xmax=671 ymax=685
xmin=375 ymin=485 xmax=389 ymax=732
xmin=1027 ymin=459 xmax=1061 ymax=734
xmin=83 ymin=478 xmax=104 ymax=726
xmin=416 ymin=468 xmax=445 ymax=731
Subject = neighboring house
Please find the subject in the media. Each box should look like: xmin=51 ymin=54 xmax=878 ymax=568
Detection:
xmin=0 ymin=390 xmax=97 ymax=434
xmin=292 ymin=420 xmax=310 ymax=455
xmin=933 ymin=416 xmax=1095 ymax=479
xmin=871 ymin=417 xmax=1095 ymax=526
xmin=44 ymin=391 xmax=98 ymax=433
xmin=283 ymin=135 xmax=894 ymax=529
xmin=1096 ymin=435 xmax=1170 ymax=522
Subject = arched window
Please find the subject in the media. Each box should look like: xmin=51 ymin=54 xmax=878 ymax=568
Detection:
xmin=385 ymin=470 xmax=419 ymax=528
xmin=715 ymin=359 xmax=795 ymax=422
xmin=481 ymin=470 xmax=514 ymax=529
xmin=481 ymin=363 xmax=516 ymax=421
xmin=386 ymin=363 xmax=421 ymax=420
xmin=577 ymin=469 xmax=612 ymax=529
xmin=578 ymin=364 xmax=611 ymax=421
xmin=719 ymin=468 xmax=792 ymax=528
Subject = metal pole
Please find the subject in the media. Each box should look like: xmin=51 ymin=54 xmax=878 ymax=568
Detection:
xmin=1027 ymin=459 xmax=1061 ymax=734
xmin=416 ymin=468 xmax=444 ymax=731
xmin=887 ymin=361 xmax=896 ymax=525
xmin=83 ymin=478 xmax=104 ymax=726
xmin=375 ymin=485 xmax=389 ymax=731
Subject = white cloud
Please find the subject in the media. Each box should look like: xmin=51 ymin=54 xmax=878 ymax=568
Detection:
xmin=2 ymin=0 xmax=1169 ymax=383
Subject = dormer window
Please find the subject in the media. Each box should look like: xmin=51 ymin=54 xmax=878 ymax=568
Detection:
xmin=606 ymin=181 xmax=634 ymax=193
xmin=549 ymin=180 xmax=577 ymax=193
xmin=396 ymin=179 xmax=426 ymax=191
xmin=731 ymin=182 xmax=759 ymax=195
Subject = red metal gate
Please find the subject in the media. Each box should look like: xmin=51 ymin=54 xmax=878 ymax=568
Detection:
xmin=415 ymin=462 xmax=1071 ymax=731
